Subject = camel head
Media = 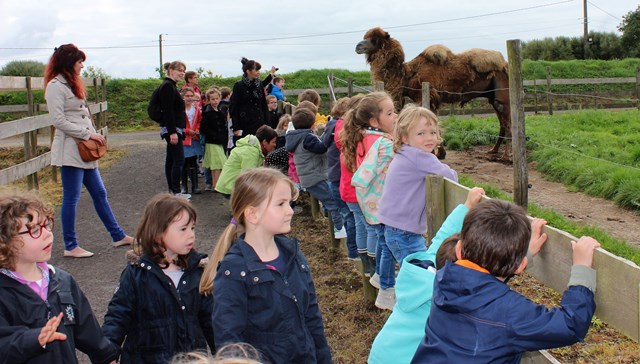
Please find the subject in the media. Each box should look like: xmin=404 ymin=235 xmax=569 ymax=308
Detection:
xmin=356 ymin=27 xmax=393 ymax=63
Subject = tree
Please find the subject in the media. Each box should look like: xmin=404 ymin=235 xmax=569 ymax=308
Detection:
xmin=0 ymin=60 xmax=45 ymax=76
xmin=618 ymin=5 xmax=640 ymax=58
xmin=81 ymin=66 xmax=111 ymax=80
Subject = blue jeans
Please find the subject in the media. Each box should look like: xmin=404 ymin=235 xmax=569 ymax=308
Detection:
xmin=61 ymin=166 xmax=126 ymax=250
xmin=346 ymin=202 xmax=367 ymax=254
xmin=329 ymin=181 xmax=357 ymax=259
xmin=365 ymin=221 xmax=383 ymax=257
xmin=384 ymin=226 xmax=427 ymax=267
xmin=165 ymin=136 xmax=185 ymax=193
xmin=305 ymin=181 xmax=344 ymax=230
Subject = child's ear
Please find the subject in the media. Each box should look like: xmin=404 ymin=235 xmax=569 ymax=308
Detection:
xmin=455 ymin=240 xmax=463 ymax=260
xmin=244 ymin=206 xmax=260 ymax=225
xmin=514 ymin=256 xmax=528 ymax=274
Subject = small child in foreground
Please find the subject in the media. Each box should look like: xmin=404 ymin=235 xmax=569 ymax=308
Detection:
xmin=411 ymin=199 xmax=599 ymax=364
xmin=0 ymin=191 xmax=119 ymax=364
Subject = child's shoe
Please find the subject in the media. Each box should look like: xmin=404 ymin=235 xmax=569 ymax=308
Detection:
xmin=369 ymin=272 xmax=381 ymax=289
xmin=333 ymin=226 xmax=347 ymax=239
xmin=204 ymin=184 xmax=213 ymax=191
xmin=375 ymin=287 xmax=396 ymax=311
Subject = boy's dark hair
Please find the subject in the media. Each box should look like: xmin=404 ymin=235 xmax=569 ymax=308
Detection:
xmin=296 ymin=100 xmax=318 ymax=114
xmin=220 ymin=86 xmax=232 ymax=99
xmin=292 ymin=108 xmax=316 ymax=129
xmin=436 ymin=233 xmax=460 ymax=269
xmin=256 ymin=125 xmax=277 ymax=143
xmin=184 ymin=71 xmax=197 ymax=82
xmin=460 ymin=200 xmax=531 ymax=278
xmin=273 ymin=77 xmax=284 ymax=84
xmin=297 ymin=89 xmax=321 ymax=106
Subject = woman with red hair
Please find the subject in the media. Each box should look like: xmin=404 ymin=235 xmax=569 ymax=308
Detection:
xmin=44 ymin=44 xmax=133 ymax=258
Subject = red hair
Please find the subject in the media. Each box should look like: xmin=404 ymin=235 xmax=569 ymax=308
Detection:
xmin=44 ymin=44 xmax=86 ymax=99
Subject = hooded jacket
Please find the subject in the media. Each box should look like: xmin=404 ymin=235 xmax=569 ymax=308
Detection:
xmin=0 ymin=265 xmax=119 ymax=364
xmin=201 ymin=104 xmax=228 ymax=146
xmin=411 ymin=260 xmax=596 ymax=364
xmin=213 ymin=234 xmax=331 ymax=364
xmin=102 ymin=250 xmax=214 ymax=364
xmin=215 ymin=134 xmax=264 ymax=194
xmin=285 ymin=128 xmax=328 ymax=189
xmin=368 ymin=204 xmax=468 ymax=364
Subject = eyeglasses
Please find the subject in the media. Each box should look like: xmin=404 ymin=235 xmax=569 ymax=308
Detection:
xmin=18 ymin=217 xmax=54 ymax=239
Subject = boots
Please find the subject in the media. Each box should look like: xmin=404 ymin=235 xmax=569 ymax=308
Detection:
xmin=190 ymin=167 xmax=201 ymax=194
xmin=366 ymin=255 xmax=377 ymax=278
xmin=180 ymin=168 xmax=189 ymax=194
xmin=358 ymin=252 xmax=370 ymax=277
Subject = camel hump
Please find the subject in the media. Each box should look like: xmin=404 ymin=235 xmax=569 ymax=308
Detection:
xmin=421 ymin=44 xmax=453 ymax=65
xmin=460 ymin=48 xmax=507 ymax=73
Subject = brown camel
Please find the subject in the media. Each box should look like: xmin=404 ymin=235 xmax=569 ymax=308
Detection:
xmin=355 ymin=27 xmax=512 ymax=160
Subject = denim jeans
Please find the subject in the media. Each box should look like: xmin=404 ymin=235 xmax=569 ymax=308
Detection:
xmin=329 ymin=181 xmax=357 ymax=259
xmin=305 ymin=181 xmax=344 ymax=230
xmin=165 ymin=136 xmax=185 ymax=193
xmin=384 ymin=226 xmax=427 ymax=267
xmin=61 ymin=166 xmax=126 ymax=250
xmin=346 ymin=202 xmax=367 ymax=254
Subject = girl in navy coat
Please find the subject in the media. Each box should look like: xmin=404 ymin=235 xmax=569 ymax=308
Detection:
xmin=102 ymin=193 xmax=215 ymax=363
xmin=200 ymin=167 xmax=331 ymax=364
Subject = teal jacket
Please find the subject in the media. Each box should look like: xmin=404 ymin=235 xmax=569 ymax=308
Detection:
xmin=215 ymin=135 xmax=264 ymax=194
xmin=368 ymin=204 xmax=469 ymax=364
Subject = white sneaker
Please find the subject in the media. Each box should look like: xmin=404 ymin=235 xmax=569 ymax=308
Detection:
xmin=174 ymin=192 xmax=192 ymax=200
xmin=375 ymin=287 xmax=396 ymax=311
xmin=369 ymin=272 xmax=381 ymax=289
xmin=333 ymin=226 xmax=347 ymax=239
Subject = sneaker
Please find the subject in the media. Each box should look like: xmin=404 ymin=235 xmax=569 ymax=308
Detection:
xmin=174 ymin=192 xmax=192 ymax=200
xmin=375 ymin=287 xmax=396 ymax=311
xmin=369 ymin=272 xmax=381 ymax=289
xmin=333 ymin=226 xmax=347 ymax=239
xmin=204 ymin=184 xmax=213 ymax=191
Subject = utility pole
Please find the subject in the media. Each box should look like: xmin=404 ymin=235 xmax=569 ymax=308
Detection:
xmin=583 ymin=0 xmax=589 ymax=59
xmin=159 ymin=34 xmax=164 ymax=79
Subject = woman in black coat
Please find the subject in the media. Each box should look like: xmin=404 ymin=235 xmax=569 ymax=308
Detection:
xmin=229 ymin=57 xmax=277 ymax=143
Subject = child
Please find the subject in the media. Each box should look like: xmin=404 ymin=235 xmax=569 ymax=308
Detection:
xmin=342 ymin=92 xmax=397 ymax=309
xmin=411 ymin=199 xmax=599 ymax=363
xmin=322 ymin=97 xmax=358 ymax=260
xmin=0 ymin=191 xmax=119 ymax=363
xmin=200 ymin=167 xmax=331 ymax=364
xmin=298 ymin=89 xmax=329 ymax=125
xmin=218 ymin=87 xmax=233 ymax=152
xmin=102 ymin=193 xmax=215 ymax=363
xmin=285 ymin=108 xmax=346 ymax=239
xmin=215 ymin=125 xmax=277 ymax=198
xmin=375 ymin=105 xmax=458 ymax=307
xmin=182 ymin=71 xmax=203 ymax=108
xmin=201 ymin=88 xmax=228 ymax=190
xmin=269 ymin=76 xmax=286 ymax=101
xmin=181 ymin=87 xmax=203 ymax=195
xmin=265 ymin=115 xmax=291 ymax=176
xmin=266 ymin=95 xmax=280 ymax=129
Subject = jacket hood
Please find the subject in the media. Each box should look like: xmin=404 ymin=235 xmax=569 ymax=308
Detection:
xmin=125 ymin=249 xmax=208 ymax=270
xmin=285 ymin=129 xmax=310 ymax=152
xmin=433 ymin=261 xmax=510 ymax=313
xmin=235 ymin=134 xmax=260 ymax=149
xmin=395 ymin=251 xmax=437 ymax=312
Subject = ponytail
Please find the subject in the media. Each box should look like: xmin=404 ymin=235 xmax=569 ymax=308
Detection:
xmin=200 ymin=223 xmax=239 ymax=295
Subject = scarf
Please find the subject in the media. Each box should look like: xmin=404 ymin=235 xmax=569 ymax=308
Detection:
xmin=242 ymin=74 xmax=263 ymax=99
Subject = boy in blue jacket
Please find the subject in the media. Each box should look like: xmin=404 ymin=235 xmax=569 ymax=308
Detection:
xmin=411 ymin=199 xmax=600 ymax=364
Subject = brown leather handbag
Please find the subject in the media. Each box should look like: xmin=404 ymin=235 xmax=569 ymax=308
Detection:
xmin=75 ymin=101 xmax=107 ymax=162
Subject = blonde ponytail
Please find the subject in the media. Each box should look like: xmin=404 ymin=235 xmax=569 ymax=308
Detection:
xmin=200 ymin=223 xmax=238 ymax=295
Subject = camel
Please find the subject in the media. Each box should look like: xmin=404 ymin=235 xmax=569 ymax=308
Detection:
xmin=355 ymin=27 xmax=512 ymax=160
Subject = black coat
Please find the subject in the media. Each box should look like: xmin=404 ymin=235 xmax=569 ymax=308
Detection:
xmin=201 ymin=104 xmax=229 ymax=146
xmin=158 ymin=77 xmax=186 ymax=135
xmin=102 ymin=251 xmax=215 ymax=364
xmin=229 ymin=74 xmax=272 ymax=137
xmin=0 ymin=266 xmax=119 ymax=364
xmin=212 ymin=235 xmax=331 ymax=364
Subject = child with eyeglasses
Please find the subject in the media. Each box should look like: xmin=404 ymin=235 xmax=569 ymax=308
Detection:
xmin=0 ymin=191 xmax=119 ymax=364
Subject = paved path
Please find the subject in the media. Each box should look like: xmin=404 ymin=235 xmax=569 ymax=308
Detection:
xmin=42 ymin=131 xmax=230 ymax=362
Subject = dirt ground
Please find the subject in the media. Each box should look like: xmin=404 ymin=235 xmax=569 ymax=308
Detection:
xmin=444 ymin=146 xmax=640 ymax=247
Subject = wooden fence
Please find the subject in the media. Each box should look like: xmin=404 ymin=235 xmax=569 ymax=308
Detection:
xmin=0 ymin=76 xmax=108 ymax=189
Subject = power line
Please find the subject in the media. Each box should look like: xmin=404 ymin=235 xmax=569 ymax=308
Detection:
xmin=587 ymin=1 xmax=621 ymax=21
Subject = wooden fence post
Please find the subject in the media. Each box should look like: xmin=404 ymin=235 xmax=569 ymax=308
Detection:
xmin=101 ymin=78 xmax=107 ymax=129
xmin=507 ymin=39 xmax=528 ymax=209
xmin=425 ymin=175 xmax=446 ymax=244
xmin=422 ymin=82 xmax=430 ymax=109
xmin=533 ymin=79 xmax=538 ymax=114
xmin=546 ymin=66 xmax=553 ymax=115
xmin=347 ymin=76 xmax=353 ymax=97
xmin=24 ymin=76 xmax=38 ymax=190
xmin=636 ymin=67 xmax=640 ymax=111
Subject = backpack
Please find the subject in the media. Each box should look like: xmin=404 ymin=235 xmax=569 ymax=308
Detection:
xmin=147 ymin=84 xmax=163 ymax=123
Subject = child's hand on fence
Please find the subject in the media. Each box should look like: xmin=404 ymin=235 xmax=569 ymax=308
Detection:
xmin=38 ymin=313 xmax=67 ymax=347
xmin=528 ymin=218 xmax=548 ymax=257
xmin=464 ymin=187 xmax=486 ymax=209
xmin=571 ymin=236 xmax=601 ymax=268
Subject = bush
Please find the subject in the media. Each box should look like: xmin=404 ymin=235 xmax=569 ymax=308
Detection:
xmin=0 ymin=60 xmax=45 ymax=77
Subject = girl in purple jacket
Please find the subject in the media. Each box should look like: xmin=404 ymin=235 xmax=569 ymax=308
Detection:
xmin=376 ymin=105 xmax=458 ymax=310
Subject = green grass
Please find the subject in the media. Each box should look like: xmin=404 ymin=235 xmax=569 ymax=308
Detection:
xmin=442 ymin=110 xmax=640 ymax=212
xmin=457 ymin=175 xmax=640 ymax=266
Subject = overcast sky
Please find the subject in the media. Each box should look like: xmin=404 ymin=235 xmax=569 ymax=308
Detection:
xmin=0 ymin=0 xmax=636 ymax=79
